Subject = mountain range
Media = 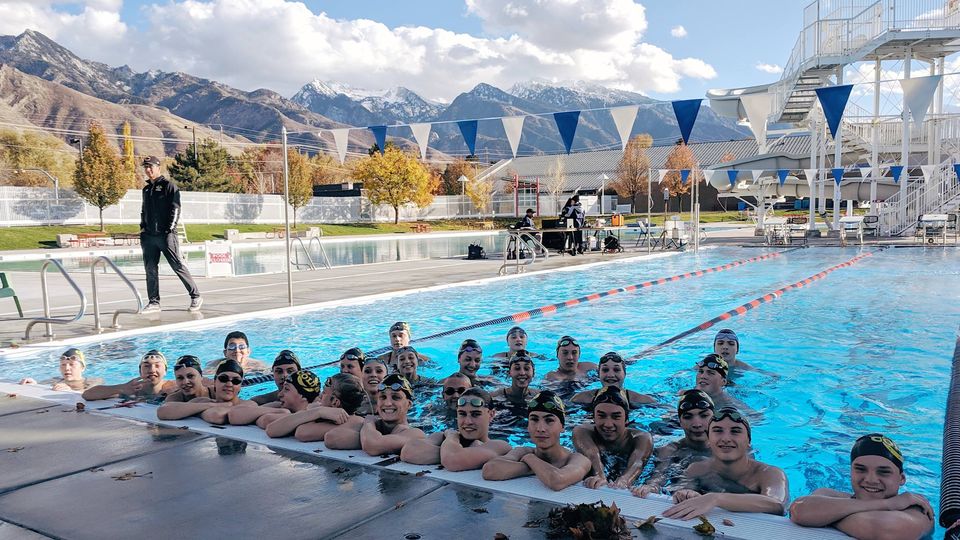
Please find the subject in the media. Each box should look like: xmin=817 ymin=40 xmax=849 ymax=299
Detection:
xmin=0 ymin=30 xmax=750 ymax=161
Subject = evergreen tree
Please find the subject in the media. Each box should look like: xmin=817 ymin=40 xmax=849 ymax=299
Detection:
xmin=73 ymin=123 xmax=125 ymax=232
xmin=168 ymin=138 xmax=238 ymax=192
xmin=121 ymin=121 xmax=137 ymax=188
xmin=352 ymin=146 xmax=437 ymax=224
xmin=286 ymin=149 xmax=313 ymax=227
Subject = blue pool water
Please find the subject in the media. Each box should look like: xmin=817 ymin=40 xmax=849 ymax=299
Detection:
xmin=2 ymin=246 xmax=958 ymax=534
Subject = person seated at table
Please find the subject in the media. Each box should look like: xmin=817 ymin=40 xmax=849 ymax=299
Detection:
xmin=492 ymin=326 xmax=542 ymax=360
xmin=789 ymin=434 xmax=933 ymax=540
xmin=323 ymin=374 xmax=425 ymax=455
xmin=632 ymin=390 xmax=715 ymax=498
xmin=661 ymin=407 xmax=788 ymax=520
xmin=83 ymin=350 xmax=173 ymax=402
xmin=156 ymin=359 xmax=255 ymax=421
xmin=19 ymin=347 xmax=102 ymax=392
xmin=357 ymin=356 xmax=389 ymax=416
xmin=163 ymin=355 xmax=213 ymax=402
xmin=292 ymin=374 xmax=367 ymax=442
xmin=400 ymin=388 xmax=510 ymax=468
xmin=490 ymin=350 xmax=539 ymax=407
xmin=204 ymin=331 xmax=267 ymax=374
xmin=571 ymin=352 xmax=655 ymax=407
xmin=252 ymin=349 xmax=302 ymax=405
xmin=544 ymin=336 xmax=597 ymax=382
xmin=482 ymin=390 xmax=591 ymax=491
xmin=574 ymin=386 xmax=653 ymax=490
xmin=375 ymin=322 xmax=430 ymax=370
xmin=338 ymin=347 xmax=365 ymax=379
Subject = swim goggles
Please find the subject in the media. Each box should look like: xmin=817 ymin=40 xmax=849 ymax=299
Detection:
xmin=173 ymin=355 xmax=202 ymax=372
xmin=217 ymin=374 xmax=242 ymax=385
xmin=396 ymin=346 xmax=419 ymax=356
xmin=507 ymin=327 xmax=527 ymax=338
xmin=599 ymin=352 xmax=624 ymax=364
xmin=457 ymin=396 xmax=487 ymax=408
xmin=592 ymin=386 xmax=630 ymax=410
xmin=509 ymin=351 xmax=533 ymax=365
xmin=225 ymin=343 xmax=248 ymax=351
xmin=377 ymin=375 xmax=413 ymax=398
xmin=141 ymin=350 xmax=166 ymax=363
xmin=679 ymin=397 xmax=713 ymax=412
xmin=444 ymin=386 xmax=468 ymax=396
xmin=556 ymin=336 xmax=580 ymax=349
xmin=526 ymin=394 xmax=564 ymax=412
xmin=340 ymin=348 xmax=365 ymax=362
xmin=458 ymin=339 xmax=482 ymax=354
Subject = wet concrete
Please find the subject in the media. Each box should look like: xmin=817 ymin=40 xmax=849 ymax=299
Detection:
xmin=0 ymin=520 xmax=49 ymax=540
xmin=0 ymin=395 xmax=56 ymax=417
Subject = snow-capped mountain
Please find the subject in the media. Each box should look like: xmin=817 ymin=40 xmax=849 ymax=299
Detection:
xmin=509 ymin=80 xmax=657 ymax=110
xmin=292 ymin=80 xmax=443 ymax=125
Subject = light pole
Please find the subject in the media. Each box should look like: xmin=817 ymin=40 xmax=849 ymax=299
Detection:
xmin=69 ymin=137 xmax=83 ymax=159
xmin=458 ymin=174 xmax=469 ymax=217
xmin=9 ymin=168 xmax=60 ymax=201
xmin=184 ymin=125 xmax=198 ymax=162
xmin=597 ymin=173 xmax=609 ymax=215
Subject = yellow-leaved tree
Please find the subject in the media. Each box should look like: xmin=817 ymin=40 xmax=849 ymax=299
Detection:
xmin=73 ymin=123 xmax=124 ymax=232
xmin=662 ymin=142 xmax=700 ymax=213
xmin=286 ymin=148 xmax=313 ymax=227
xmin=352 ymin=146 xmax=437 ymax=224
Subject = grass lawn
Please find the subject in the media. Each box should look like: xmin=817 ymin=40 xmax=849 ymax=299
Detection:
xmin=0 ymin=212 xmax=754 ymax=251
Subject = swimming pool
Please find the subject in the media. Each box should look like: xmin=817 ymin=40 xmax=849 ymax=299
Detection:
xmin=2 ymin=246 xmax=957 ymax=535
xmin=0 ymin=231 xmax=502 ymax=276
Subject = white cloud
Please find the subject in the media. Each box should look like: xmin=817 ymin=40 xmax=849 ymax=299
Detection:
xmin=0 ymin=0 xmax=717 ymax=101
xmin=755 ymin=62 xmax=783 ymax=74
xmin=670 ymin=25 xmax=687 ymax=38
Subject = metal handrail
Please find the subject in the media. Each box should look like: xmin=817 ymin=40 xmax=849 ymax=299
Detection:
xmin=90 ymin=256 xmax=143 ymax=333
xmin=308 ymin=235 xmax=332 ymax=269
xmin=292 ymin=234 xmax=332 ymax=271
xmin=292 ymin=237 xmax=317 ymax=270
xmin=24 ymin=259 xmax=86 ymax=340
xmin=499 ymin=230 xmax=549 ymax=275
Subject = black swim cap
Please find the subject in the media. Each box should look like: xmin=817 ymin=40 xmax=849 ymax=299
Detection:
xmin=677 ymin=389 xmax=714 ymax=415
xmin=526 ymin=390 xmax=565 ymax=425
xmin=340 ymin=347 xmax=366 ymax=365
xmin=273 ymin=350 xmax=301 ymax=369
xmin=508 ymin=350 xmax=534 ymax=366
xmin=591 ymin=385 xmax=630 ymax=413
xmin=711 ymin=406 xmax=750 ymax=440
xmin=697 ymin=353 xmax=728 ymax=378
xmin=173 ymin=355 xmax=202 ymax=373
xmin=216 ymin=359 xmax=244 ymax=378
xmin=286 ymin=370 xmax=320 ymax=402
xmin=378 ymin=373 xmax=414 ymax=400
xmin=851 ymin=433 xmax=904 ymax=472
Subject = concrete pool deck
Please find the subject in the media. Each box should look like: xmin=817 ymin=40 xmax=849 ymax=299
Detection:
xmin=0 ymin=384 xmax=850 ymax=540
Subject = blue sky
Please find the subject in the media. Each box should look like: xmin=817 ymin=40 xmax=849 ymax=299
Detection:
xmin=4 ymin=0 xmax=812 ymax=101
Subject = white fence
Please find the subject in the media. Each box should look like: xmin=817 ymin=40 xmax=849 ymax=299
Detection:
xmin=0 ymin=187 xmax=618 ymax=227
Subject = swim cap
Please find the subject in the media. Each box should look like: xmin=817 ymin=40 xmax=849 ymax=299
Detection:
xmin=591 ymin=385 xmax=630 ymax=413
xmin=677 ymin=389 xmax=715 ymax=415
xmin=715 ymin=329 xmax=739 ymax=349
xmin=286 ymin=370 xmax=320 ymax=402
xmin=508 ymin=350 xmax=534 ymax=366
xmin=458 ymin=387 xmax=493 ymax=409
xmin=599 ymin=351 xmax=625 ymax=365
xmin=216 ymin=359 xmax=244 ymax=378
xmin=141 ymin=350 xmax=167 ymax=368
xmin=696 ymin=353 xmax=728 ymax=378
xmin=556 ymin=336 xmax=580 ymax=352
xmin=526 ymin=390 xmax=565 ymax=425
xmin=458 ymin=339 xmax=482 ymax=356
xmin=61 ymin=348 xmax=86 ymax=369
xmin=339 ymin=347 xmax=366 ymax=365
xmin=851 ymin=433 xmax=904 ymax=472
xmin=389 ymin=321 xmax=410 ymax=334
xmin=366 ymin=355 xmax=390 ymax=369
xmin=396 ymin=345 xmax=419 ymax=357
xmin=378 ymin=373 xmax=414 ymax=400
xmin=711 ymin=406 xmax=750 ymax=440
xmin=506 ymin=326 xmax=527 ymax=338
xmin=173 ymin=355 xmax=202 ymax=373
xmin=273 ymin=350 xmax=301 ymax=369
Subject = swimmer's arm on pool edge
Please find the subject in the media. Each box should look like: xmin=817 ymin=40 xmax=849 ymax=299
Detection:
xmin=610 ymin=430 xmax=654 ymax=489
xmin=790 ymin=489 xmax=934 ymax=540
xmin=440 ymin=432 xmax=511 ymax=472
xmin=400 ymin=432 xmax=444 ymax=465
xmin=632 ymin=443 xmax=678 ymax=497
xmin=156 ymin=400 xmax=218 ymax=420
xmin=572 ymin=425 xmax=608 ymax=488
xmin=265 ymin=406 xmax=348 ymax=439
xmin=360 ymin=420 xmax=425 ymax=456
xmin=520 ymin=451 xmax=592 ymax=491
xmin=482 ymin=447 xmax=535 ymax=481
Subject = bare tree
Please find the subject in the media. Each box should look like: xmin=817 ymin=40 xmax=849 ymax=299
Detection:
xmin=612 ymin=134 xmax=653 ymax=213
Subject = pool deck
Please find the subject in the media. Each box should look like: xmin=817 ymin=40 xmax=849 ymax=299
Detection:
xmin=0 ymin=384 xmax=850 ymax=540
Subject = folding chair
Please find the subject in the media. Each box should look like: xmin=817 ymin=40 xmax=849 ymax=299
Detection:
xmin=0 ymin=272 xmax=23 ymax=318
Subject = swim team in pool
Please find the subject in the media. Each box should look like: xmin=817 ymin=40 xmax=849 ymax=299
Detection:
xmin=21 ymin=324 xmax=934 ymax=539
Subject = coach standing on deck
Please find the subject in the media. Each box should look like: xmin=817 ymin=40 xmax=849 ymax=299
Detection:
xmin=139 ymin=156 xmax=202 ymax=313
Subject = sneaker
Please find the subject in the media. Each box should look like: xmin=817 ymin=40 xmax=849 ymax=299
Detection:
xmin=188 ymin=297 xmax=203 ymax=312
xmin=142 ymin=302 xmax=161 ymax=314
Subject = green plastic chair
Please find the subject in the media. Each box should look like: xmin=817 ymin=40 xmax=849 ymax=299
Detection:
xmin=0 ymin=272 xmax=23 ymax=318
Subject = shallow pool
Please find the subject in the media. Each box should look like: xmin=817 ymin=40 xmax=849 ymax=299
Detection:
xmin=2 ymin=246 xmax=957 ymax=535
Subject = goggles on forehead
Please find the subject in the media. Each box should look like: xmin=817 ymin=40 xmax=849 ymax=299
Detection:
xmin=173 ymin=355 xmax=202 ymax=371
xmin=592 ymin=386 xmax=629 ymax=409
xmin=679 ymin=398 xmax=713 ymax=412
xmin=527 ymin=396 xmax=564 ymax=411
xmin=713 ymin=407 xmax=747 ymax=424
xmin=599 ymin=352 xmax=624 ymax=364
xmin=556 ymin=336 xmax=580 ymax=349
xmin=457 ymin=396 xmax=488 ymax=408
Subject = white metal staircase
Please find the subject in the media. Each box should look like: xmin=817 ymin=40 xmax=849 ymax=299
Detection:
xmin=878 ymin=158 xmax=960 ymax=235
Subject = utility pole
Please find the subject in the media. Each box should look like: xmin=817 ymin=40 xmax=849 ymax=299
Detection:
xmin=184 ymin=125 xmax=198 ymax=162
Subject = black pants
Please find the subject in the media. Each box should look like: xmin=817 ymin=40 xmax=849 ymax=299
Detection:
xmin=141 ymin=233 xmax=199 ymax=303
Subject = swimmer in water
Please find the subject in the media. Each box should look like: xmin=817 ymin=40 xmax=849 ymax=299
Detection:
xmin=482 ymin=390 xmax=591 ymax=491
xmin=632 ymin=389 xmax=715 ymax=498
xmin=20 ymin=347 xmax=102 ymax=392
xmin=324 ymin=374 xmax=425 ymax=455
xmin=662 ymin=406 xmax=788 ymax=519
xmin=356 ymin=356 xmax=390 ymax=416
xmin=544 ymin=335 xmax=598 ymax=382
xmin=251 ymin=350 xmax=301 ymax=405
xmin=156 ymin=359 xmax=255 ymax=421
xmin=574 ymin=386 xmax=653 ymax=489
xmin=292 ymin=374 xmax=367 ymax=442
xmin=83 ymin=350 xmax=173 ymax=401
xmin=692 ymin=353 xmax=752 ymax=413
xmin=490 ymin=350 xmax=538 ymax=406
xmin=338 ymin=348 xmax=365 ymax=379
xmin=223 ymin=370 xmax=322 ymax=433
xmin=712 ymin=329 xmax=773 ymax=382
xmin=375 ymin=322 xmax=430 ymax=370
xmin=204 ymin=331 xmax=267 ymax=374
xmin=163 ymin=355 xmax=213 ymax=402
xmin=456 ymin=339 xmax=484 ymax=384
xmin=395 ymin=345 xmax=433 ymax=387
xmin=491 ymin=326 xmax=544 ymax=360
xmin=400 ymin=388 xmax=510 ymax=468
xmin=790 ymin=434 xmax=933 ymax=540
xmin=571 ymin=352 xmax=655 ymax=407
xmin=440 ymin=372 xmax=473 ymax=412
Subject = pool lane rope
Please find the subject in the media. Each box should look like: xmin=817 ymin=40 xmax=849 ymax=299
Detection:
xmin=626 ymin=251 xmax=874 ymax=361
xmin=940 ymin=328 xmax=960 ymax=534
xmin=241 ymin=249 xmax=793 ymax=387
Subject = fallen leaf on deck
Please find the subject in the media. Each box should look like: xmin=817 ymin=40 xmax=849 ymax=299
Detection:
xmin=111 ymin=471 xmax=153 ymax=481
xmin=522 ymin=519 xmax=543 ymax=528
xmin=332 ymin=466 xmax=348 ymax=474
xmin=722 ymin=519 xmax=734 ymax=527
xmin=635 ymin=516 xmax=662 ymax=530
xmin=5 ymin=447 xmax=25 ymax=453
xmin=394 ymin=501 xmax=405 ymax=510
xmin=494 ymin=534 xmax=509 ymax=540
xmin=415 ymin=470 xmax=431 ymax=476
xmin=472 ymin=508 xmax=488 ymax=514
xmin=75 ymin=403 xmax=85 ymax=412
xmin=693 ymin=516 xmax=716 ymax=536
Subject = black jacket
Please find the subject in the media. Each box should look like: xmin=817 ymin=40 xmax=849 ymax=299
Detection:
xmin=140 ymin=176 xmax=181 ymax=235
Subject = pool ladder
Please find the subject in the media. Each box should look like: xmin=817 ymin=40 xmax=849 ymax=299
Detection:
xmin=499 ymin=230 xmax=550 ymax=276
xmin=291 ymin=235 xmax=332 ymax=270
xmin=90 ymin=256 xmax=143 ymax=333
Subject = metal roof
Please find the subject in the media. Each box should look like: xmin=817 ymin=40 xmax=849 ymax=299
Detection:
xmin=485 ymin=136 xmax=811 ymax=191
